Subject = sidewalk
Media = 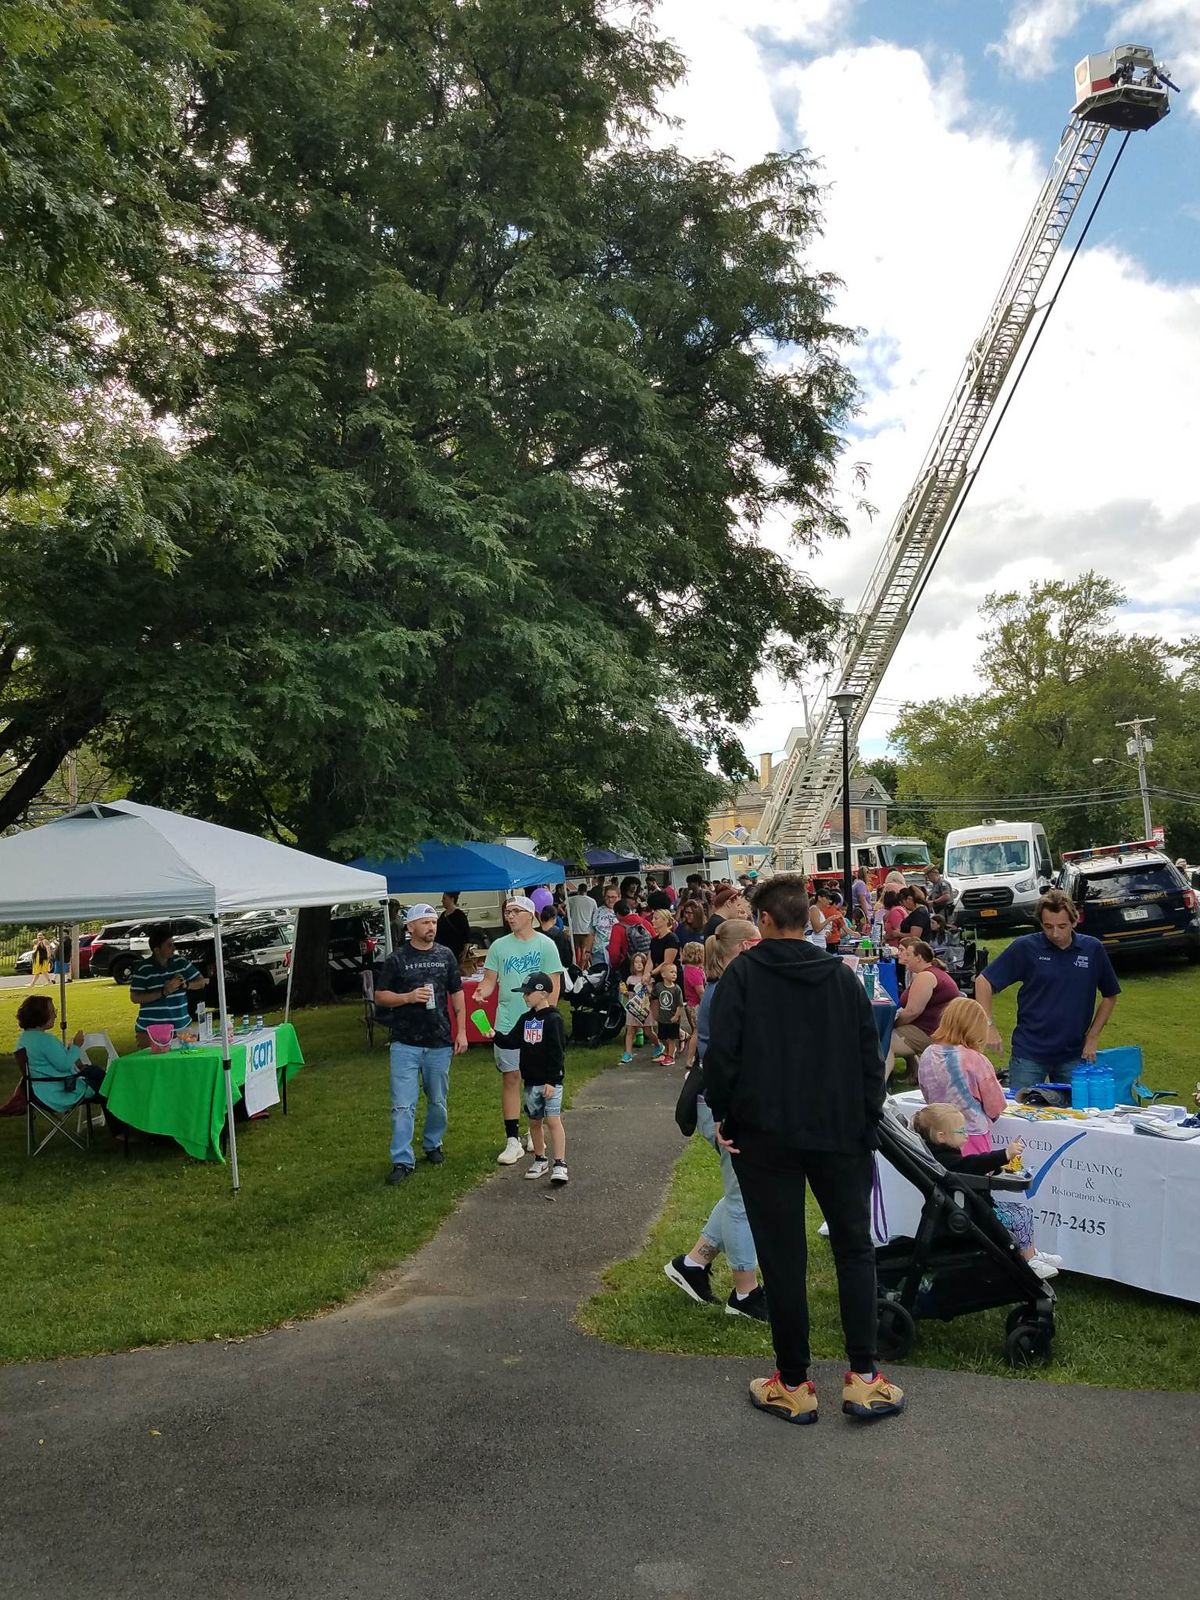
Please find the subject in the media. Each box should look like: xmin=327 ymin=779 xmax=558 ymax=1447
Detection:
xmin=2 ymin=1058 xmax=1195 ymax=1599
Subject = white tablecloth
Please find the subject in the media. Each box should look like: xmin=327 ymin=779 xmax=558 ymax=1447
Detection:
xmin=877 ymin=1092 xmax=1200 ymax=1304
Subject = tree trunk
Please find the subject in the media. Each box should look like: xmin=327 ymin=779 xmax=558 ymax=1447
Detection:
xmin=290 ymin=903 xmax=334 ymax=1008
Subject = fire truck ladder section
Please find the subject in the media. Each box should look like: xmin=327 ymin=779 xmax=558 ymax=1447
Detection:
xmin=759 ymin=50 xmax=1172 ymax=863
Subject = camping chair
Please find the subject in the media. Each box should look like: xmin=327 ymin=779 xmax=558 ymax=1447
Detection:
xmin=362 ymin=968 xmax=379 ymax=1050
xmin=19 ymin=1047 xmax=98 ymax=1158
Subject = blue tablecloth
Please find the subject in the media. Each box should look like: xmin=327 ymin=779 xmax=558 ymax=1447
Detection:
xmin=872 ymin=996 xmax=896 ymax=1057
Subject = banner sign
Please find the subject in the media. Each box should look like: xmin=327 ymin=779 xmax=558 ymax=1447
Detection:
xmin=876 ymin=1100 xmax=1200 ymax=1304
xmin=243 ymin=1028 xmax=280 ymax=1116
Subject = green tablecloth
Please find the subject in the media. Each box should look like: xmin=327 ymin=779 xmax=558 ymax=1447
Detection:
xmin=101 ymin=1025 xmax=304 ymax=1162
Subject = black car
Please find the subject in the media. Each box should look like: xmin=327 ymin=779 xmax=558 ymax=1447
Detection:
xmin=1056 ymin=842 xmax=1200 ymax=963
xmin=177 ymin=922 xmax=292 ymax=1014
xmin=90 ymin=917 xmax=211 ymax=983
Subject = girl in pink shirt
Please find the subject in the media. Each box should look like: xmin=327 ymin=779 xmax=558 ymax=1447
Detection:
xmin=680 ymin=941 xmax=706 ymax=1067
xmin=917 ymin=997 xmax=1007 ymax=1155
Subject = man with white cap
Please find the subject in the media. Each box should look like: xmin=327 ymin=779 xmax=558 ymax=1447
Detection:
xmin=374 ymin=903 xmax=467 ymax=1184
xmin=474 ymin=895 xmax=564 ymax=1163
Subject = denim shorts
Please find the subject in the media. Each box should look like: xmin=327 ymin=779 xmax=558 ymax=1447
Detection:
xmin=524 ymin=1084 xmax=564 ymax=1120
xmin=494 ymin=1046 xmax=521 ymax=1075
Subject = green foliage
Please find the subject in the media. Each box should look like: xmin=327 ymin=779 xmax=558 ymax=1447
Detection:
xmin=887 ymin=575 xmax=1200 ymax=861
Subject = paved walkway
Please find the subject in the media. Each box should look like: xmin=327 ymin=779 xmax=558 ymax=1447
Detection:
xmin=3 ymin=1061 xmax=1197 ymax=1599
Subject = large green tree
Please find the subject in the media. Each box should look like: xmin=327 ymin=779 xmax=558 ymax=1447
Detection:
xmin=112 ymin=9 xmax=854 ymax=831
xmin=887 ymin=574 xmax=1200 ymax=862
xmin=0 ymin=0 xmax=212 ymax=826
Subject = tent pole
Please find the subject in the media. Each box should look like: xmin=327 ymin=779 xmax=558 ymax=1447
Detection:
xmin=58 ymin=923 xmax=68 ymax=1043
xmin=283 ymin=907 xmax=297 ymax=1025
xmin=382 ymin=898 xmax=394 ymax=957
xmin=213 ymin=919 xmax=240 ymax=1194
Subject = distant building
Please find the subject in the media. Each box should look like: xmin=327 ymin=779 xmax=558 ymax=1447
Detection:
xmin=708 ymin=752 xmax=892 ymax=846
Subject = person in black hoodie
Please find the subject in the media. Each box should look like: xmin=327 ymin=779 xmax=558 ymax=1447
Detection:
xmin=704 ymin=874 xmax=905 ymax=1427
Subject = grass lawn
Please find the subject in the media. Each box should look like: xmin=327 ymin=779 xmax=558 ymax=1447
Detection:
xmin=1 ymin=979 xmax=619 ymax=1364
xmin=579 ymin=946 xmax=1200 ymax=1391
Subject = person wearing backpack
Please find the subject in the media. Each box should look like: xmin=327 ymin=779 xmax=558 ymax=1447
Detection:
xmin=612 ymin=899 xmax=653 ymax=977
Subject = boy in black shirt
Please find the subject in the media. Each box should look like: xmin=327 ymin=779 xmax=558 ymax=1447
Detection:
xmin=492 ymin=972 xmax=569 ymax=1184
xmin=652 ymin=954 xmax=684 ymax=1067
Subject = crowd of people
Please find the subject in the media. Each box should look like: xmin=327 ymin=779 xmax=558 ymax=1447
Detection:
xmin=375 ymin=862 xmax=1126 ymax=1430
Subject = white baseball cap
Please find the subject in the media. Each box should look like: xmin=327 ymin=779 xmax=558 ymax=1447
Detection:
xmin=405 ymin=902 xmax=438 ymax=923
xmin=505 ymin=895 xmax=536 ymax=914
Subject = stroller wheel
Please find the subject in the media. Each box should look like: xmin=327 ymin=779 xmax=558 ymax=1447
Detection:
xmin=1004 ymin=1318 xmax=1054 ymax=1368
xmin=876 ymin=1298 xmax=916 ymax=1361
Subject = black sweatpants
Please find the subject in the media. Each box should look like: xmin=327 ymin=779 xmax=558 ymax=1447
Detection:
xmin=732 ymin=1132 xmax=877 ymax=1385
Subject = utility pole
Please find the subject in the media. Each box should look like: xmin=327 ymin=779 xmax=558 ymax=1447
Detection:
xmin=1115 ymin=717 xmax=1155 ymax=839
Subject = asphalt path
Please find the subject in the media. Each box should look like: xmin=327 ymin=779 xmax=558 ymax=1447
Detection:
xmin=2 ymin=1060 xmax=1197 ymax=1599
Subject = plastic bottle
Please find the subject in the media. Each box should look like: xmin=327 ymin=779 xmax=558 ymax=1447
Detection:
xmin=197 ymin=1001 xmax=208 ymax=1041
xmin=1095 ymin=1063 xmax=1116 ymax=1110
xmin=863 ymin=965 xmax=876 ymax=999
xmin=255 ymin=1014 xmax=264 ymax=1033
xmin=1071 ymin=1069 xmax=1091 ymax=1110
xmin=240 ymin=1014 xmax=250 ymax=1034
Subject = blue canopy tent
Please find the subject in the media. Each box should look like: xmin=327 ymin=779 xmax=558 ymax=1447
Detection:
xmin=348 ymin=840 xmax=563 ymax=895
xmin=555 ymin=847 xmax=643 ymax=876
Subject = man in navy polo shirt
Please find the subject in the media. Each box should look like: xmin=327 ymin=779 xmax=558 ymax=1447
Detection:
xmin=974 ymin=889 xmax=1120 ymax=1092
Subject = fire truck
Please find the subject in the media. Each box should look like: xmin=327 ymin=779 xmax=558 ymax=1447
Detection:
xmin=801 ymin=835 xmax=931 ymax=893
xmin=755 ymin=45 xmax=1174 ymax=873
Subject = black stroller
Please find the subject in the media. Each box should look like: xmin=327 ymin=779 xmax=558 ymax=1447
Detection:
xmin=568 ymin=962 xmax=625 ymax=1047
xmin=873 ymin=1102 xmax=1056 ymax=1367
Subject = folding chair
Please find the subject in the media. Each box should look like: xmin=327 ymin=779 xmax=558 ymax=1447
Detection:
xmin=362 ymin=968 xmax=379 ymax=1050
xmin=76 ymin=1034 xmax=118 ymax=1132
xmin=19 ymin=1047 xmax=98 ymax=1158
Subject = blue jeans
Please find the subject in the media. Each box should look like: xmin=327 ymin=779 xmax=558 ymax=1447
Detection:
xmin=695 ymin=1099 xmax=758 ymax=1273
xmin=1008 ymin=1054 xmax=1083 ymax=1093
xmin=389 ymin=1043 xmax=452 ymax=1167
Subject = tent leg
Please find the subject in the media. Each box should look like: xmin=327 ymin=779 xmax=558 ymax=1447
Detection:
xmin=213 ymin=921 xmax=240 ymax=1193
xmin=283 ymin=910 xmax=297 ymax=1026
xmin=382 ymin=899 xmax=394 ymax=957
xmin=58 ymin=923 xmax=68 ymax=1043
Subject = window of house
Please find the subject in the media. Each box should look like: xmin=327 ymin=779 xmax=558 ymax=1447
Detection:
xmin=864 ymin=807 xmax=882 ymax=834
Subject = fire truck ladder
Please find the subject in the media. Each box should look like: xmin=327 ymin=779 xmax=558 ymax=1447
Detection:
xmin=759 ymin=67 xmax=1167 ymax=862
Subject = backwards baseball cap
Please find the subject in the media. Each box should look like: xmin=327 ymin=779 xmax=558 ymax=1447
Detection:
xmin=505 ymin=895 xmax=536 ymax=914
xmin=521 ymin=971 xmax=554 ymax=995
xmin=405 ymin=902 xmax=438 ymax=923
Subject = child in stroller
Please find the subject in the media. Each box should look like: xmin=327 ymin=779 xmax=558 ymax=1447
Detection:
xmin=873 ymin=1100 xmax=1057 ymax=1367
xmin=567 ymin=961 xmax=625 ymax=1047
xmin=912 ymin=1105 xmax=1061 ymax=1280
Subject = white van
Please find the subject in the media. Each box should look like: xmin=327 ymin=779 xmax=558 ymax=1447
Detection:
xmin=943 ymin=821 xmax=1054 ymax=930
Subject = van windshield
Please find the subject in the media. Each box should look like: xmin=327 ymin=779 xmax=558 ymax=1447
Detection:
xmin=947 ymin=840 xmax=1030 ymax=877
xmin=878 ymin=842 xmax=931 ymax=867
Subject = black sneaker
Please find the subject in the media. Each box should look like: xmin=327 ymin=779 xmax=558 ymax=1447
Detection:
xmin=386 ymin=1164 xmax=414 ymax=1185
xmin=664 ymin=1254 xmax=716 ymax=1305
xmin=725 ymin=1286 xmax=769 ymax=1322
xmin=424 ymin=1147 xmax=445 ymax=1165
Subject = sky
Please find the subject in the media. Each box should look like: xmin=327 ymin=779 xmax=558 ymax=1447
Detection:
xmin=640 ymin=0 xmax=1200 ymax=764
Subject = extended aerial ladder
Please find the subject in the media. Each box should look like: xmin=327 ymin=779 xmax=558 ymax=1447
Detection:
xmin=758 ymin=45 xmax=1174 ymax=864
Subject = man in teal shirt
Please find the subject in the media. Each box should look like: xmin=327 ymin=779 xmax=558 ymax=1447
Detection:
xmin=474 ymin=896 xmax=563 ymax=1165
xmin=129 ymin=924 xmax=207 ymax=1045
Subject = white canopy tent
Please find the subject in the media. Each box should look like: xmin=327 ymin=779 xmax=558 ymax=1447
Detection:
xmin=0 ymin=801 xmax=390 ymax=1190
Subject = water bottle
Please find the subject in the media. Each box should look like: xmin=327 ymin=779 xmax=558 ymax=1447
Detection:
xmin=863 ymin=965 xmax=876 ymax=999
xmin=1095 ymin=1064 xmax=1115 ymax=1110
xmin=1071 ymin=1068 xmax=1091 ymax=1110
xmin=197 ymin=1001 xmax=207 ymax=1041
xmin=255 ymin=1014 xmax=264 ymax=1033
xmin=241 ymin=1014 xmax=250 ymax=1035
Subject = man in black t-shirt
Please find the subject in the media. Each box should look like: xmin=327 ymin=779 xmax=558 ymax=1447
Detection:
xmin=375 ymin=904 xmax=466 ymax=1184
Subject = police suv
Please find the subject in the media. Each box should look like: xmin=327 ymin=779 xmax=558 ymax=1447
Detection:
xmin=1053 ymin=839 xmax=1200 ymax=964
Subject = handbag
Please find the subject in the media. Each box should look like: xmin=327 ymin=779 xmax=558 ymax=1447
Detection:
xmin=674 ymin=1062 xmax=704 ymax=1138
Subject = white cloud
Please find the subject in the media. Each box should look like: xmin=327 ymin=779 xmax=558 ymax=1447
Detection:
xmin=990 ymin=0 xmax=1084 ymax=79
xmin=646 ymin=23 xmax=1200 ymax=767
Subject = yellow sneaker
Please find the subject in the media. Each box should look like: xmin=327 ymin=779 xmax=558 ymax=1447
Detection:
xmin=842 ymin=1370 xmax=905 ymax=1420
xmin=748 ymin=1373 xmax=818 ymax=1425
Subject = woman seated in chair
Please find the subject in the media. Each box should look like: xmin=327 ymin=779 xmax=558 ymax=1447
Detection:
xmin=16 ymin=995 xmax=112 ymax=1119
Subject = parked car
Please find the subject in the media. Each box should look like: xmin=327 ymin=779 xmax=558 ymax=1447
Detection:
xmin=90 ymin=918 xmax=210 ymax=983
xmin=1054 ymin=841 xmax=1200 ymax=964
xmin=178 ymin=921 xmax=293 ymax=1014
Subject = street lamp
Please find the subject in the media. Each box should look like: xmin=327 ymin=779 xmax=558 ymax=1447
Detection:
xmin=831 ymin=687 xmax=860 ymax=915
xmin=1092 ymin=748 xmax=1153 ymax=839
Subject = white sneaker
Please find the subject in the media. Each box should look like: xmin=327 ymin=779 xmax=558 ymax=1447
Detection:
xmin=550 ymin=1161 xmax=569 ymax=1184
xmin=1029 ymin=1257 xmax=1059 ymax=1280
xmin=522 ymin=1131 xmax=534 ymax=1152
xmin=525 ymin=1154 xmax=550 ymax=1179
xmin=497 ymin=1136 xmax=524 ymax=1165
xmin=1035 ymin=1251 xmax=1063 ymax=1267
